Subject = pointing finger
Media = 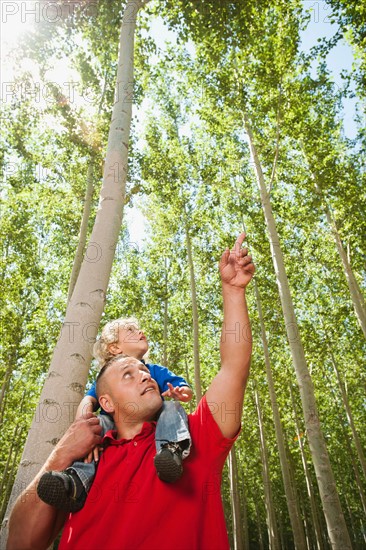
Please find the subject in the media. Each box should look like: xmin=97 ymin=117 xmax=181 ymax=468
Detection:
xmin=234 ymin=232 xmax=246 ymax=256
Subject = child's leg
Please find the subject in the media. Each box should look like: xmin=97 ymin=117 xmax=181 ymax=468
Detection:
xmin=37 ymin=414 xmax=115 ymax=511
xmin=154 ymin=402 xmax=192 ymax=483
xmin=155 ymin=401 xmax=191 ymax=457
xmin=66 ymin=461 xmax=96 ymax=493
xmin=65 ymin=414 xmax=115 ymax=491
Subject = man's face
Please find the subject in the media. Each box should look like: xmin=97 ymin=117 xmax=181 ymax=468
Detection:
xmin=113 ymin=323 xmax=149 ymax=359
xmin=101 ymin=357 xmax=162 ymax=423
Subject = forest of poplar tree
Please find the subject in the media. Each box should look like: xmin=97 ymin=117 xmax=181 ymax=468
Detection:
xmin=0 ymin=0 xmax=365 ymax=548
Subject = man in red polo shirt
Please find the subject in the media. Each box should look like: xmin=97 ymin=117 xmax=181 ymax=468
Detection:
xmin=7 ymin=233 xmax=255 ymax=550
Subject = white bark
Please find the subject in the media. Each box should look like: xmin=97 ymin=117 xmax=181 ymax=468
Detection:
xmin=240 ymin=474 xmax=250 ymax=550
xmin=254 ymin=499 xmax=265 ymax=550
xmin=1 ymin=1 xmax=149 ymax=543
xmin=163 ymin=257 xmax=168 ymax=366
xmin=329 ymin=349 xmax=366 ymax=480
xmin=314 ymin=180 xmax=366 ymax=338
xmin=244 ymin=115 xmax=352 ymax=549
xmin=185 ymin=224 xmax=202 ymax=401
xmin=228 ymin=447 xmax=244 ymax=550
xmin=290 ymin=384 xmax=327 ymax=550
xmin=254 ymin=387 xmax=280 ymax=550
xmin=67 ymin=162 xmax=96 ymax=303
xmin=254 ymin=280 xmax=307 ymax=549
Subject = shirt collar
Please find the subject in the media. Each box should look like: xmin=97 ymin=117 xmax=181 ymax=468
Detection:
xmin=103 ymin=421 xmax=156 ymax=447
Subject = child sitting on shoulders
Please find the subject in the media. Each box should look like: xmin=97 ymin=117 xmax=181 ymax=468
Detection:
xmin=37 ymin=317 xmax=193 ymax=513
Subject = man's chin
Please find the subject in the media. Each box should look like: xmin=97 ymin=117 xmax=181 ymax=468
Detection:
xmin=145 ymin=399 xmax=164 ymax=421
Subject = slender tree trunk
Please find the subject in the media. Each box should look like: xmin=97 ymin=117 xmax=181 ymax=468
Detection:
xmin=0 ymin=436 xmax=23 ymax=521
xmin=254 ymin=279 xmax=307 ymax=549
xmin=244 ymin=114 xmax=352 ymax=550
xmin=313 ymin=179 xmax=366 ymax=338
xmin=0 ymin=365 xmax=12 ymax=427
xmin=360 ymin=518 xmax=366 ymax=548
xmin=254 ymin=499 xmax=265 ymax=550
xmin=328 ymin=348 xmax=366 ymax=480
xmin=254 ymin=387 xmax=280 ymax=550
xmin=163 ymin=257 xmax=168 ymax=366
xmin=184 ymin=357 xmax=193 ymax=414
xmin=228 ymin=447 xmax=244 ymax=550
xmin=236 ymin=190 xmax=306 ymax=547
xmin=67 ymin=161 xmax=96 ymax=303
xmin=287 ymin=441 xmax=311 ymax=550
xmin=290 ymin=385 xmax=327 ymax=550
xmin=240 ymin=473 xmax=250 ymax=550
xmin=0 ymin=317 xmax=23 ymax=425
xmin=0 ymin=425 xmax=22 ymax=516
xmin=0 ymin=2 xmax=149 ymax=544
xmin=185 ymin=224 xmax=202 ymax=400
xmin=67 ymin=73 xmax=108 ymax=304
xmin=341 ymin=416 xmax=366 ymax=518
xmin=302 ymin=508 xmax=312 ymax=550
xmin=324 ymin=372 xmax=366 ymax=521
xmin=0 ymin=363 xmax=12 ymax=414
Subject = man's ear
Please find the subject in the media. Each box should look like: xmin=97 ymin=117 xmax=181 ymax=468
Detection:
xmin=108 ymin=343 xmax=122 ymax=356
xmin=99 ymin=394 xmax=115 ymax=414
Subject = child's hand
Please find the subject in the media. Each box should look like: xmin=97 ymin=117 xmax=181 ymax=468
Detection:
xmin=76 ymin=396 xmax=97 ymax=420
xmin=161 ymin=383 xmax=193 ymax=403
xmin=84 ymin=444 xmax=103 ymax=464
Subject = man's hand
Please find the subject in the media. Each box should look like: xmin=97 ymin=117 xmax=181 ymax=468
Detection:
xmin=219 ymin=232 xmax=255 ymax=290
xmin=74 ymin=396 xmax=101 ymax=463
xmin=7 ymin=414 xmax=103 ymax=550
xmin=161 ymin=383 xmax=193 ymax=403
xmin=48 ymin=413 xmax=102 ymax=471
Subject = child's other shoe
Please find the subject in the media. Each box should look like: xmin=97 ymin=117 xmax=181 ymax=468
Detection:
xmin=37 ymin=469 xmax=87 ymax=513
xmin=154 ymin=442 xmax=183 ymax=483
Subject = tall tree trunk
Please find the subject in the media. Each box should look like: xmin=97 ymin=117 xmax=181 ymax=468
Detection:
xmin=0 ymin=364 xmax=12 ymax=426
xmin=340 ymin=413 xmax=366 ymax=518
xmin=328 ymin=346 xmax=366 ymax=480
xmin=228 ymin=447 xmax=244 ymax=550
xmin=301 ymin=508 xmax=313 ymax=550
xmin=324 ymin=369 xmax=366 ymax=521
xmin=0 ymin=390 xmax=26 ymax=521
xmin=254 ymin=279 xmax=307 ymax=549
xmin=0 ymin=436 xmax=23 ymax=522
xmin=254 ymin=387 xmax=280 ymax=550
xmin=254 ymin=499 xmax=265 ymax=550
xmin=185 ymin=223 xmax=202 ymax=400
xmin=67 ymin=75 xmax=108 ymax=304
xmin=313 ymin=179 xmax=366 ymax=338
xmin=0 ymin=425 xmax=22 ymax=517
xmin=184 ymin=357 xmax=193 ymax=414
xmin=0 ymin=1 xmax=149 ymax=544
xmin=0 ymin=316 xmax=24 ymax=425
xmin=240 ymin=473 xmax=250 ymax=550
xmin=319 ymin=308 xmax=366 ymax=480
xmin=244 ymin=114 xmax=352 ymax=550
xmin=67 ymin=161 xmax=96 ymax=303
xmin=290 ymin=385 xmax=327 ymax=550
xmin=163 ymin=257 xmax=168 ymax=366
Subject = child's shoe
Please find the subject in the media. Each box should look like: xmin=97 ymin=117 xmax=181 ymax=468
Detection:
xmin=37 ymin=469 xmax=87 ymax=513
xmin=154 ymin=442 xmax=183 ymax=483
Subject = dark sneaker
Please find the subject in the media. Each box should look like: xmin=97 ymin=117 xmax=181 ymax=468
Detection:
xmin=154 ymin=442 xmax=183 ymax=483
xmin=37 ymin=469 xmax=87 ymax=513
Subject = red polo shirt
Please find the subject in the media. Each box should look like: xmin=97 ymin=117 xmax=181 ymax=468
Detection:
xmin=59 ymin=396 xmax=239 ymax=550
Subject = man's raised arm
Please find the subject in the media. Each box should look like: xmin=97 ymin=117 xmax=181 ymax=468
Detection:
xmin=7 ymin=414 xmax=102 ymax=550
xmin=205 ymin=232 xmax=255 ymax=438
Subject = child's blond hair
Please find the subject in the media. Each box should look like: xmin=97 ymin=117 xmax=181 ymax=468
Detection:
xmin=93 ymin=317 xmax=145 ymax=367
